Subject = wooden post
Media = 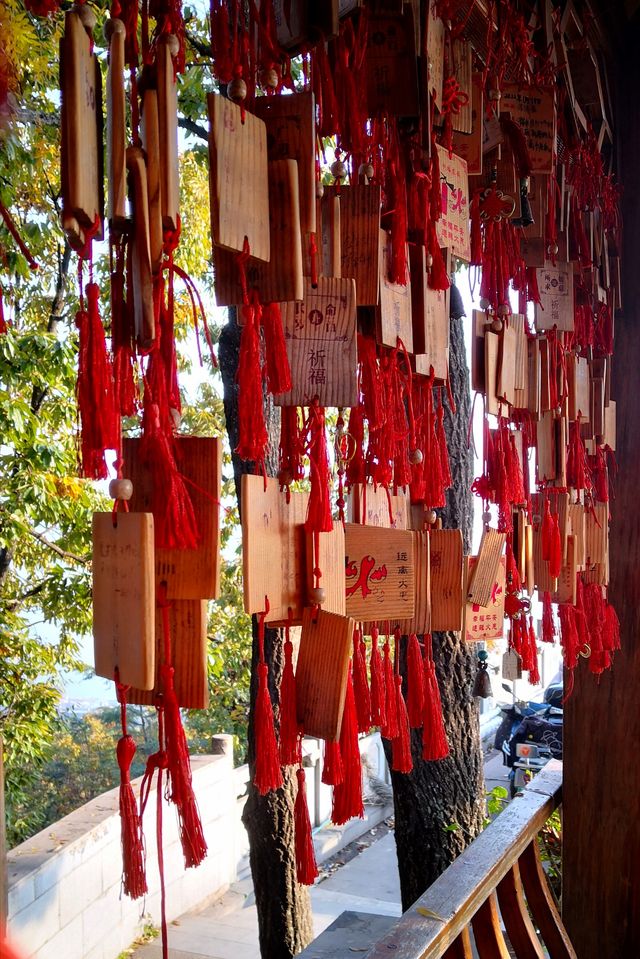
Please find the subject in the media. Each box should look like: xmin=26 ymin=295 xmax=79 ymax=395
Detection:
xmin=0 ymin=737 xmax=7 ymax=938
xmin=562 ymin=16 xmax=640 ymax=957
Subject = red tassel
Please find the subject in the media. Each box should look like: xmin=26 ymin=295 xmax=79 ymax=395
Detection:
xmin=406 ymin=633 xmax=425 ymax=728
xmin=261 ymin=302 xmax=292 ymax=395
xmin=427 ymin=220 xmax=450 ymax=290
xmin=111 ymin=267 xmax=137 ymax=417
xmin=542 ymin=591 xmax=556 ymax=643
xmin=381 ymin=640 xmax=399 ymax=739
xmin=422 ymin=638 xmax=449 ymax=761
xmin=75 ymin=283 xmax=118 ymax=479
xmin=254 ymin=661 xmax=284 ymax=795
xmin=294 ymin=767 xmax=319 ymax=885
xmin=279 ymin=629 xmax=299 ymax=766
xmin=559 ymin=604 xmax=580 ymax=671
xmin=279 ymin=405 xmax=305 ymax=486
xmin=305 ymin=401 xmax=333 ymax=533
xmin=499 ymin=116 xmax=532 ymax=178
xmin=604 ymin=602 xmax=621 ymax=652
xmin=525 ymin=618 xmax=541 ymax=685
xmin=331 ymin=671 xmax=364 ymax=825
xmin=115 ymin=719 xmax=147 ymax=899
xmin=322 ymin=739 xmax=344 ymax=786
xmin=346 ymin=404 xmax=366 ymax=487
xmin=369 ymin=628 xmax=386 ymax=728
xmin=541 ymin=499 xmax=553 ymax=560
xmin=0 ymin=294 xmax=6 ymax=335
xmin=352 ymin=629 xmax=371 ymax=734
xmin=470 ymin=191 xmax=483 ymax=267
xmin=236 ymin=294 xmax=268 ymax=464
xmin=392 ymin=675 xmax=413 ymax=774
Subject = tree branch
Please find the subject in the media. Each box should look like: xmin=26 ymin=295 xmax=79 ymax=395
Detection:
xmin=186 ymin=30 xmax=212 ymax=58
xmin=29 ymin=530 xmax=90 ymax=565
xmin=31 ymin=240 xmax=72 ymax=414
xmin=178 ymin=115 xmax=209 ymax=142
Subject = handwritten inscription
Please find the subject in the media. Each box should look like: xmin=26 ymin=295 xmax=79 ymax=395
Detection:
xmin=435 ymin=146 xmax=471 ymax=262
xmin=502 ymin=84 xmax=555 ymax=174
xmin=535 ymin=263 xmax=574 ymax=332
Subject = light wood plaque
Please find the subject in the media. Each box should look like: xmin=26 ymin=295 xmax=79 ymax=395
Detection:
xmin=295 ymin=608 xmax=354 ymax=741
xmin=429 ymin=528 xmax=464 ymax=632
xmin=344 ymin=524 xmax=415 ymax=623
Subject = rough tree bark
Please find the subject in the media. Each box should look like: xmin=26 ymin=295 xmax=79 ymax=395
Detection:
xmin=218 ymin=314 xmax=313 ymax=958
xmin=386 ymin=296 xmax=485 ymax=911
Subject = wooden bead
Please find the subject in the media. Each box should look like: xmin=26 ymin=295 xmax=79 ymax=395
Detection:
xmin=479 ymin=297 xmax=491 ymax=310
xmin=109 ymin=478 xmax=134 ymax=501
xmin=74 ymin=3 xmax=97 ymax=30
xmin=308 ymin=587 xmax=326 ymax=605
xmin=363 ymin=163 xmax=375 ymax=179
xmin=491 ymin=318 xmax=503 ymax=333
xmin=228 ymin=77 xmax=247 ymax=103
xmin=482 ymin=510 xmax=491 ymax=524
xmin=166 ymin=34 xmax=180 ymax=57
xmin=532 ymin=513 xmax=541 ymax=526
xmin=427 ymin=509 xmax=437 ymax=525
xmin=426 ymin=253 xmax=434 ymax=269
xmin=497 ymin=304 xmax=509 ymax=317
xmin=331 ymin=159 xmax=347 ymax=180
xmin=104 ymin=17 xmax=125 ymax=41
xmin=409 ymin=448 xmax=423 ymax=465
xmin=548 ymin=243 xmax=559 ymax=256
xmin=316 ymin=182 xmax=325 ymax=199
xmin=263 ymin=68 xmax=279 ymax=89
xmin=278 ymin=468 xmax=293 ymax=487
xmin=489 ymin=89 xmax=501 ymax=101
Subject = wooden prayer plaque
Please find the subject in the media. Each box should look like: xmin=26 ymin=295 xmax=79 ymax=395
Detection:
xmin=552 ymin=535 xmax=577 ymax=606
xmin=464 ymin=556 xmax=505 ymax=642
xmin=471 ymin=310 xmax=488 ymax=392
xmin=275 ymin=276 xmax=358 ymax=408
xmin=424 ymin=6 xmax=444 ymax=111
xmin=214 ymin=159 xmax=304 ymax=305
xmin=410 ymin=244 xmax=450 ymax=382
xmin=452 ymin=75 xmax=483 ymax=174
xmin=141 ymin=89 xmax=164 ymax=274
xmin=254 ymin=91 xmax=316 ymax=235
xmin=376 ymin=230 xmax=413 ymax=350
xmin=501 ymin=84 xmax=556 ymax=174
xmin=451 ymin=39 xmax=473 ymax=134
xmin=535 ymin=411 xmax=556 ymax=482
xmin=398 ymin=531 xmax=430 ymax=636
xmin=304 ymin=524 xmax=347 ymax=619
xmin=535 ymin=263 xmax=574 ymax=332
xmin=525 ymin=522 xmax=535 ymax=596
xmin=429 ymin=528 xmax=464 ymax=632
xmin=317 ymin=191 xmax=341 ymax=278
xmin=348 ymin=484 xmax=408 ymax=529
xmin=93 ymin=512 xmax=155 ymax=690
xmin=156 ymin=36 xmax=179 ymax=231
xmin=295 ymin=608 xmax=354 ymax=741
xmin=127 ymin=147 xmax=155 ymax=350
xmin=484 ymin=330 xmax=500 ymax=416
xmin=344 ymin=524 xmax=415 ymax=622
xmin=568 ymin=503 xmax=586 ymax=569
xmin=106 ymin=22 xmax=127 ymax=230
xmin=502 ymin=648 xmax=523 ymax=681
xmin=339 ymin=185 xmax=382 ymax=306
xmin=123 ymin=436 xmax=222 ymax=600
xmin=435 ymin=146 xmax=471 ymax=262
xmin=208 ymin=94 xmax=270 ymax=261
xmin=60 ymin=11 xmax=102 ymax=237
xmin=467 ymin=529 xmax=506 ymax=608
xmin=585 ymin=503 xmax=608 ymax=568
xmin=365 ymin=8 xmax=419 ymax=117
xmin=497 ymin=322 xmax=518 ymax=406
xmin=604 ymin=399 xmax=616 ymax=450
xmin=128 ymin=599 xmax=209 ymax=709
xmin=532 ymin=525 xmax=557 ymax=594
xmin=527 ymin=337 xmax=541 ymax=415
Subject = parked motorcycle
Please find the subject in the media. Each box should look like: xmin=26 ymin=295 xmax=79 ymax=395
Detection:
xmin=495 ymin=682 xmax=563 ymax=797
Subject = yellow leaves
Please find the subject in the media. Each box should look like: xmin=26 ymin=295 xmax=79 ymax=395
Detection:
xmin=52 ymin=475 xmax=83 ymax=501
xmin=176 ymin=150 xmax=213 ymax=286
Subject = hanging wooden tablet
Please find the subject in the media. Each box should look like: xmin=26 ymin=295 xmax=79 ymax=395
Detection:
xmin=527 ymin=337 xmax=541 ymax=416
xmin=106 ymin=19 xmax=127 ymax=231
xmin=208 ymin=94 xmax=270 ymax=261
xmin=568 ymin=503 xmax=586 ymax=569
xmin=410 ymin=244 xmax=450 ymax=382
xmin=585 ymin=502 xmax=608 ymax=568
xmin=535 ymin=263 xmax=574 ymax=332
xmin=339 ymin=184 xmax=382 ymax=306
xmin=344 ymin=524 xmax=415 ymax=622
xmin=435 ymin=146 xmax=471 ymax=262
xmin=464 ymin=556 xmax=505 ymax=642
xmin=532 ymin=524 xmax=557 ymax=594
xmin=538 ymin=337 xmax=552 ymax=412
xmin=604 ymin=399 xmax=616 ymax=450
xmin=376 ymin=230 xmax=413 ymax=350
xmin=471 ymin=310 xmax=488 ymax=392
xmin=424 ymin=5 xmax=444 ymax=112
xmin=430 ymin=528 xmax=464 ymax=632
xmin=60 ymin=10 xmax=102 ymax=238
xmin=273 ymin=0 xmax=309 ymax=49
xmin=365 ymin=6 xmax=419 ymax=117
xmin=347 ymin=483 xmax=409 ymax=529
xmin=253 ymin=92 xmax=316 ymax=235
xmin=591 ymin=375 xmax=605 ymax=439
xmin=514 ymin=509 xmax=527 ymax=582
xmin=398 ymin=531 xmax=430 ymax=636
xmin=295 ymin=608 xmax=354 ymax=741
xmin=484 ymin=330 xmax=500 ymax=416
xmin=304 ymin=524 xmax=347 ymax=618
xmin=275 ymin=276 xmax=358 ymax=408
xmin=501 ymin=84 xmax=556 ymax=174
xmin=123 ymin=436 xmax=222 ymax=599
xmin=525 ymin=522 xmax=535 ymax=596
xmin=128 ymin=599 xmax=209 ymax=709
xmin=93 ymin=512 xmax=155 ymax=690
xmin=536 ymin=411 xmax=557 ymax=482
xmin=552 ymin=535 xmax=577 ymax=605
xmin=467 ymin=528 xmax=506 ymax=608
xmin=502 ymin=648 xmax=523 ymax=681
xmin=314 ymin=189 xmax=341 ymax=279
xmin=451 ymin=39 xmax=473 ymax=134
xmin=157 ymin=35 xmax=179 ymax=231
xmin=140 ymin=89 xmax=164 ymax=274
xmin=214 ymin=159 xmax=304 ymax=305
xmin=452 ymin=75 xmax=483 ymax=174
xmin=127 ymin=146 xmax=155 ymax=350
xmin=497 ymin=322 xmax=517 ymax=406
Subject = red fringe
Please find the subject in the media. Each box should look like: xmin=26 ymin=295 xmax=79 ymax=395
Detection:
xmin=381 ymin=640 xmax=399 ymax=739
xmin=422 ymin=640 xmax=449 ymax=761
xmin=436 ymin=404 xmax=452 ymax=490
xmin=369 ymin=629 xmax=386 ymax=728
xmin=549 ymin=512 xmax=562 ymax=580
xmin=305 ymin=402 xmax=333 ymax=533
xmin=321 ymin=739 xmax=344 ymax=786
xmin=75 ymin=283 xmax=118 ymax=480
xmin=116 ymin=734 xmax=147 ymax=899
xmin=279 ymin=405 xmax=305 ymax=485
xmin=236 ymin=296 xmax=268 ymax=464
xmin=253 ymin=662 xmax=284 ymax=795
xmin=392 ymin=676 xmax=413 ymax=774
xmin=406 ymin=633 xmax=425 ymax=728
xmin=279 ymin=635 xmax=299 ymax=766
xmin=542 ymin=591 xmax=556 ymax=643
xmin=294 ymin=767 xmax=319 ymax=885
xmin=352 ymin=629 xmax=371 ymax=734
xmin=331 ymin=672 xmax=364 ymax=825
xmin=261 ymin=302 xmax=292 ymax=395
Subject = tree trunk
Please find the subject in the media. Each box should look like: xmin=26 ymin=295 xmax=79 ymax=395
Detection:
xmin=218 ymin=315 xmax=313 ymax=957
xmin=386 ymin=299 xmax=485 ymax=912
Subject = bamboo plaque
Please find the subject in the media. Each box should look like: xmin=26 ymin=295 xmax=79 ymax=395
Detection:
xmin=93 ymin=512 xmax=155 ymax=690
xmin=485 ymin=330 xmax=500 ymax=416
xmin=140 ymin=90 xmax=164 ymax=273
xmin=275 ymin=276 xmax=358 ymax=408
xmin=208 ymin=94 xmax=270 ymax=261
xmin=339 ymin=185 xmax=382 ymax=306
xmin=552 ymin=535 xmax=577 ymax=605
xmin=126 ymin=147 xmax=155 ymax=350
xmin=128 ymin=599 xmax=209 ymax=708
xmin=157 ymin=36 xmax=179 ymax=231
xmin=348 ymin=484 xmax=409 ymax=529
xmin=497 ymin=322 xmax=518 ymax=406
xmin=106 ymin=22 xmax=126 ymax=230
xmin=295 ymin=608 xmax=354 ymax=741
xmin=124 ymin=436 xmax=222 ymax=600
xmin=467 ymin=528 xmax=506 ymax=608
xmin=376 ymin=230 xmax=413 ymax=350
xmin=398 ymin=531 xmax=431 ymax=636
xmin=344 ymin=524 xmax=415 ymax=622
xmin=429 ymin=528 xmax=464 ymax=632
xmin=411 ymin=244 xmax=450 ymax=381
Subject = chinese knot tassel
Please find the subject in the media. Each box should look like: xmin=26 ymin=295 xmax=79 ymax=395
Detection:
xmin=236 ymin=293 xmax=268 ymax=465
xmin=542 ymin=591 xmax=556 ymax=643
xmin=115 ymin=705 xmax=147 ymax=900
xmin=369 ymin=628 xmax=386 ymax=728
xmin=305 ymin=400 xmax=333 ymax=533
xmin=254 ymin=661 xmax=283 ymax=795
xmin=75 ymin=282 xmax=118 ymax=479
xmin=279 ymin=631 xmax=299 ymax=766
xmin=381 ymin=640 xmax=399 ymax=740
xmin=294 ymin=767 xmax=318 ymax=886
xmin=406 ymin=633 xmax=425 ymax=728
xmin=392 ymin=675 xmax=413 ymax=774
xmin=261 ymin=302 xmax=292 ymax=395
xmin=422 ymin=639 xmax=449 ymax=761
xmin=352 ymin=629 xmax=371 ymax=734
xmin=331 ymin=671 xmax=364 ymax=825
xmin=321 ymin=739 xmax=344 ymax=786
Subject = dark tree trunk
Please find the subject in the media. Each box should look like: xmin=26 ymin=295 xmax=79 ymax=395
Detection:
xmin=386 ymin=302 xmax=485 ymax=912
xmin=218 ymin=315 xmax=313 ymax=958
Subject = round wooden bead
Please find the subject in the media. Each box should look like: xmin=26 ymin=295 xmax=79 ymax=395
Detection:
xmin=278 ymin=468 xmax=293 ymax=488
xmin=109 ymin=478 xmax=134 ymax=502
xmin=482 ymin=510 xmax=491 ymax=524
xmin=166 ymin=33 xmax=180 ymax=56
xmin=497 ymin=304 xmax=509 ymax=317
xmin=548 ymin=243 xmax=559 ymax=256
xmin=364 ymin=163 xmax=375 ymax=179
xmin=491 ymin=318 xmax=503 ymax=333
xmin=479 ymin=297 xmax=491 ymax=311
xmin=427 ymin=509 xmax=437 ymax=525
xmin=331 ymin=158 xmax=347 ymax=180
xmin=75 ymin=3 xmax=97 ymax=30
xmin=409 ymin=448 xmax=423 ymax=465
xmin=228 ymin=77 xmax=247 ymax=103
xmin=263 ymin=68 xmax=279 ymax=89
xmin=170 ymin=407 xmax=181 ymax=429
xmin=426 ymin=253 xmax=434 ymax=269
xmin=309 ymin=587 xmax=326 ymax=605
xmin=489 ymin=89 xmax=501 ymax=101
xmin=104 ymin=17 xmax=125 ymax=41
xmin=316 ymin=182 xmax=325 ymax=199
xmin=532 ymin=513 xmax=541 ymax=525
xmin=554 ymin=405 xmax=562 ymax=417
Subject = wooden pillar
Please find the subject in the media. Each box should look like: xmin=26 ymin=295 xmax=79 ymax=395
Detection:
xmin=0 ymin=738 xmax=6 ymax=937
xmin=563 ymin=17 xmax=640 ymax=957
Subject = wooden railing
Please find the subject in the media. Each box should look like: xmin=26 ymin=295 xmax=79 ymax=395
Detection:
xmin=366 ymin=760 xmax=575 ymax=959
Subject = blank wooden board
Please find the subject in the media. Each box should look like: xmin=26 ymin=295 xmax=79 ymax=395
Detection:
xmin=568 ymin=503 xmax=586 ymax=569
xmin=295 ymin=608 xmax=354 ymax=741
xmin=93 ymin=512 xmax=155 ymax=690
xmin=347 ymin=484 xmax=409 ymax=529
xmin=339 ymin=185 xmax=381 ymax=306
xmin=535 ymin=263 xmax=574 ymax=332
xmin=536 ymin=411 xmax=556 ymax=482
xmin=497 ymin=323 xmax=517 ymax=406
xmin=208 ymin=94 xmax=270 ymax=261
xmin=128 ymin=599 xmax=209 ymax=708
xmin=123 ymin=436 xmax=222 ymax=600
xmin=344 ymin=524 xmax=415 ymax=622
xmin=275 ymin=276 xmax=358 ymax=408
xmin=317 ymin=192 xmax=341 ymax=278
xmin=157 ymin=36 xmax=179 ymax=231
xmin=365 ymin=8 xmax=419 ymax=116
xmin=464 ymin=556 xmax=506 ymax=642
xmin=467 ymin=529 xmax=506 ymax=607
xmin=253 ymin=91 xmax=316 ymax=235
xmin=567 ymin=354 xmax=591 ymax=422
xmin=376 ymin=230 xmax=413 ymax=350
xmin=305 ymin=524 xmax=347 ymax=618
xmin=532 ymin=526 xmax=557 ymax=594
xmin=585 ymin=502 xmax=608 ymax=568
xmin=214 ymin=158 xmax=303 ymax=305
xmin=398 ymin=531 xmax=430 ymax=636
xmin=429 ymin=528 xmax=464 ymax=632
xmin=140 ymin=90 xmax=164 ymax=273
xmin=106 ymin=24 xmax=126 ymax=230
xmin=552 ymin=535 xmax=577 ymax=605
xmin=410 ymin=244 xmax=450 ymax=382
xmin=485 ymin=330 xmax=500 ymax=416
xmin=127 ymin=146 xmax=154 ymax=350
